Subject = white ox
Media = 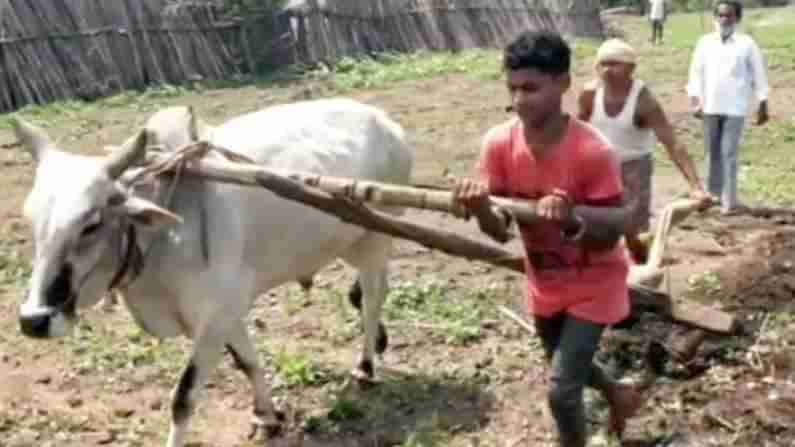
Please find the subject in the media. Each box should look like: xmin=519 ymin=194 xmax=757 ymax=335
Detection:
xmin=14 ymin=98 xmax=414 ymax=447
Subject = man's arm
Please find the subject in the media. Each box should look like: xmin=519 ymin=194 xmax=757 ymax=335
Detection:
xmin=567 ymin=198 xmax=629 ymax=252
xmin=749 ymin=39 xmax=770 ymax=125
xmin=686 ymin=38 xmax=705 ymax=114
xmin=454 ymin=180 xmax=512 ymax=243
xmin=564 ymin=148 xmax=631 ymax=252
xmin=576 ymin=84 xmax=596 ymax=122
xmin=638 ymin=88 xmax=704 ymax=193
xmin=459 ymin=129 xmax=514 ymax=243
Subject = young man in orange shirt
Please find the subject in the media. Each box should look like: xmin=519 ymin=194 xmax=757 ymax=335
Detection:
xmin=454 ymin=31 xmax=643 ymax=446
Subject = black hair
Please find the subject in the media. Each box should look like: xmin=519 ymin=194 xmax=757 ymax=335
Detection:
xmin=502 ymin=30 xmax=571 ymax=76
xmin=714 ymin=1 xmax=743 ymax=21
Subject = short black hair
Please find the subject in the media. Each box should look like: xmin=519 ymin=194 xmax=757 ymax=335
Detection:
xmin=503 ymin=30 xmax=571 ymax=76
xmin=714 ymin=1 xmax=743 ymax=21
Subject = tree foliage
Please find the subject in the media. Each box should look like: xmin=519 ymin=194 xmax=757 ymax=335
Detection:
xmin=221 ymin=0 xmax=287 ymax=16
xmin=600 ymin=0 xmax=790 ymax=12
xmin=170 ymin=0 xmax=287 ymax=18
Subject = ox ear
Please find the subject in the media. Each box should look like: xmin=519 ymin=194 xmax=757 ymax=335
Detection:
xmin=11 ymin=117 xmax=52 ymax=163
xmin=112 ymin=196 xmax=183 ymax=228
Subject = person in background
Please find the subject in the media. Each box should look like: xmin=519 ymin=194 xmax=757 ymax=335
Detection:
xmin=578 ymin=39 xmax=708 ymax=263
xmin=454 ymin=31 xmax=643 ymax=446
xmin=648 ymin=0 xmax=667 ymax=45
xmin=687 ymin=0 xmax=770 ymax=215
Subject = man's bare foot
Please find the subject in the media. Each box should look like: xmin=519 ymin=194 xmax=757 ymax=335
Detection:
xmin=606 ymin=383 xmax=644 ymax=437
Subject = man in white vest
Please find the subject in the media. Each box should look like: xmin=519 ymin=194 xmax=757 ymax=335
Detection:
xmin=578 ymin=39 xmax=708 ymax=262
xmin=687 ymin=0 xmax=769 ymax=215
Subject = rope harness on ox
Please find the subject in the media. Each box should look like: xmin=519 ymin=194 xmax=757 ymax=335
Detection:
xmin=107 ymin=224 xmax=144 ymax=291
xmin=107 ymin=140 xmax=252 ymax=293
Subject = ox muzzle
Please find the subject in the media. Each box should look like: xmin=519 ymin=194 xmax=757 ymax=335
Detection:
xmin=19 ymin=301 xmax=75 ymax=338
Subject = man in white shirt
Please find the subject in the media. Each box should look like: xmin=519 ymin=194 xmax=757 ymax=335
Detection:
xmin=648 ymin=0 xmax=667 ymax=45
xmin=687 ymin=0 xmax=770 ymax=215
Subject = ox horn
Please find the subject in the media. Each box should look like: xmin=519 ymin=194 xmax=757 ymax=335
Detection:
xmin=187 ymin=106 xmax=199 ymax=141
xmin=10 ymin=117 xmax=52 ymax=162
xmin=105 ymin=129 xmax=148 ymax=179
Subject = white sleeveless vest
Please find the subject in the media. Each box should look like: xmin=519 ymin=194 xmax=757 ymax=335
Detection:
xmin=589 ymin=80 xmax=656 ymax=163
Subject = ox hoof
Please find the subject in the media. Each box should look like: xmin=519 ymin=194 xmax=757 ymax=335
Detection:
xmin=248 ymin=410 xmax=285 ymax=440
xmin=97 ymin=298 xmax=117 ymax=313
xmin=350 ymin=372 xmax=377 ymax=390
xmin=351 ymin=360 xmax=378 ymax=389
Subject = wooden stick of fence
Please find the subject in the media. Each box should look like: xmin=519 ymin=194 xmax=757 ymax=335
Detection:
xmin=142 ymin=150 xmax=737 ymax=334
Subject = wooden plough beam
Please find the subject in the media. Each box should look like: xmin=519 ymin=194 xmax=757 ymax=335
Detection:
xmin=138 ymin=145 xmax=737 ymax=334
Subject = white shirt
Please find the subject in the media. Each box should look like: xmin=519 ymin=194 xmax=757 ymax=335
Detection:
xmin=687 ymin=32 xmax=770 ymax=117
xmin=590 ymin=80 xmax=656 ymax=162
xmin=649 ymin=0 xmax=666 ymax=20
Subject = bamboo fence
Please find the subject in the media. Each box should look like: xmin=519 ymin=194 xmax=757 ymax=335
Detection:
xmin=0 ymin=0 xmax=239 ymax=112
xmin=284 ymin=0 xmax=604 ymax=64
xmin=0 ymin=0 xmax=603 ymax=112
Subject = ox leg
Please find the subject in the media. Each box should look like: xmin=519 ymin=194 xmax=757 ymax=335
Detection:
xmin=225 ymin=324 xmax=283 ymax=439
xmin=348 ymin=277 xmax=388 ymax=355
xmin=99 ymin=290 xmax=119 ymax=312
xmin=343 ymin=234 xmax=391 ymax=381
xmin=166 ymin=328 xmax=227 ymax=447
xmin=297 ymin=273 xmax=315 ymax=298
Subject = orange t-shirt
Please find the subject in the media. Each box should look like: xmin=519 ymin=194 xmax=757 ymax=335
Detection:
xmin=478 ymin=117 xmax=630 ymax=324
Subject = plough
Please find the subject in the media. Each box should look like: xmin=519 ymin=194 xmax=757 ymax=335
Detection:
xmin=129 ymin=141 xmax=737 ymax=334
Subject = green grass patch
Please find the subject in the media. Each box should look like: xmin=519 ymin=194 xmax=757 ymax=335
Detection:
xmin=618 ymin=7 xmax=795 ymax=82
xmin=384 ymin=279 xmax=503 ymax=345
xmin=627 ymin=6 xmax=795 ymax=50
xmin=0 ymin=83 xmax=198 ymax=129
xmin=308 ymin=49 xmax=502 ymax=91
xmin=0 ymin=239 xmax=30 ymax=290
xmin=397 ymin=417 xmax=452 ymax=447
xmin=65 ymin=322 xmax=186 ymax=380
xmin=271 ymin=348 xmax=333 ymax=388
xmin=740 ymin=117 xmax=795 ymax=204
xmin=686 ymin=270 xmax=723 ymax=297
xmin=304 ymin=396 xmax=367 ymax=434
xmin=309 ymin=38 xmax=600 ymax=93
xmin=303 ymin=369 xmax=485 ymax=443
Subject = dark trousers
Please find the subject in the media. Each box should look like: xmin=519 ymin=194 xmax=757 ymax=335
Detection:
xmin=650 ymin=19 xmax=664 ymax=44
xmin=536 ymin=313 xmax=612 ymax=447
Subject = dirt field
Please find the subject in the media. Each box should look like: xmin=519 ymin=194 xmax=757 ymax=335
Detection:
xmin=1 ymin=14 xmax=795 ymax=447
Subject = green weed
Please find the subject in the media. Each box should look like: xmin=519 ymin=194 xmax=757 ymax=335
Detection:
xmin=739 ymin=118 xmax=795 ymax=204
xmin=0 ymin=84 xmax=197 ymax=129
xmin=384 ymin=279 xmax=502 ymax=345
xmin=397 ymin=413 xmax=450 ymax=447
xmin=272 ymin=349 xmax=328 ymax=388
xmin=309 ymin=49 xmax=502 ymax=92
xmin=687 ymin=270 xmax=722 ymax=296
xmin=65 ymin=323 xmax=185 ymax=380
xmin=0 ymin=240 xmax=30 ymax=289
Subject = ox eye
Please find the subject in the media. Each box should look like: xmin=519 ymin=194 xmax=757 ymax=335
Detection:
xmin=81 ymin=214 xmax=103 ymax=237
